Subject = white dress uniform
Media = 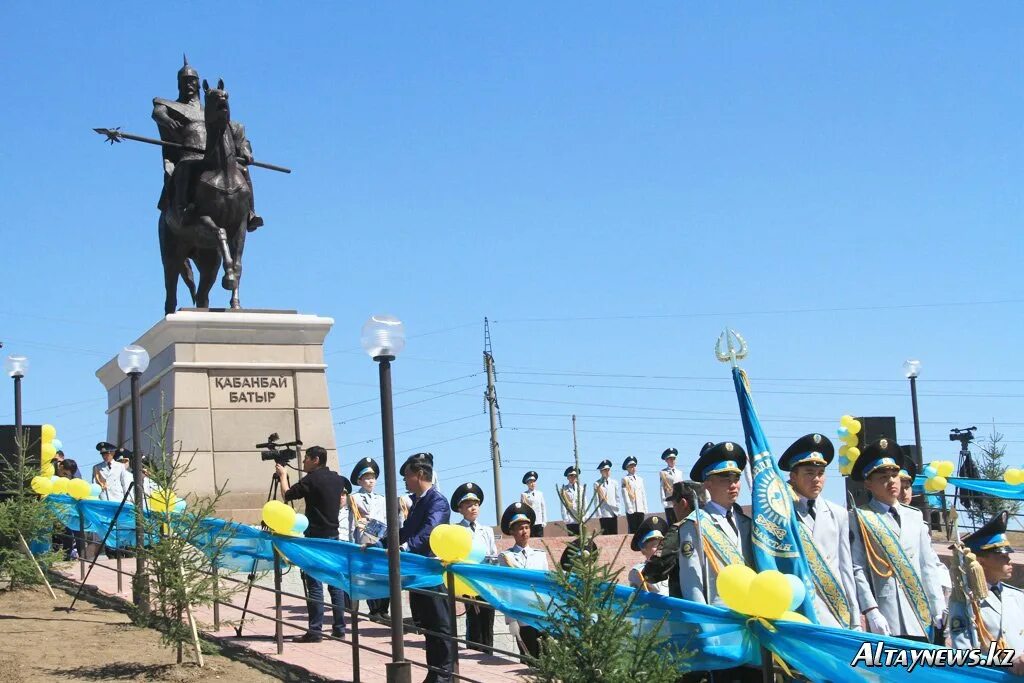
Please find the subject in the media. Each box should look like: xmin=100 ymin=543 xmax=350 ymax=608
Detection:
xmin=97 ymin=460 xmax=128 ymax=502
xmin=950 ymin=583 xmax=1024 ymax=650
xmin=594 ymin=476 xmax=620 ymax=518
xmin=795 ymin=494 xmax=861 ymax=629
xmin=850 ymin=499 xmax=946 ymax=637
xmin=621 ymin=473 xmax=648 ymax=515
xmin=677 ymin=501 xmax=754 ymax=605
xmin=660 ymin=465 xmax=683 ymax=509
xmin=460 ymin=518 xmax=498 ymax=560
xmin=629 ymin=561 xmax=669 ymax=596
xmin=559 ymin=482 xmax=584 ymax=523
xmin=353 ymin=488 xmax=387 ymax=544
xmin=522 ymin=489 xmax=547 ymax=526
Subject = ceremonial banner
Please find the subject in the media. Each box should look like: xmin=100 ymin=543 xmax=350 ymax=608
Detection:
xmin=731 ymin=367 xmax=818 ymax=623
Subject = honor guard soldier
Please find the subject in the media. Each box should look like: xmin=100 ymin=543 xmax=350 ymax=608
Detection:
xmin=621 ymin=456 xmax=648 ymax=534
xmin=451 ymin=482 xmax=498 ymax=653
xmin=850 ymin=439 xmax=946 ymax=641
xmin=521 ymin=471 xmax=547 ymax=537
xmin=498 ymin=502 xmax=550 ymax=658
xmin=628 ymin=516 xmax=670 ymax=595
xmin=94 ymin=442 xmax=129 ymax=503
xmin=677 ymin=442 xmax=754 ymax=605
xmin=659 ymin=447 xmax=686 ymax=523
xmin=948 ymin=511 xmax=1024 ymax=673
xmin=351 ymin=457 xmax=388 ymax=618
xmin=594 ymin=460 xmax=620 ymax=535
xmin=559 ymin=466 xmax=585 ymax=535
xmin=779 ymin=433 xmax=860 ymax=629
xmin=642 ymin=480 xmax=703 ymax=598
xmin=898 ymin=456 xmax=917 ymax=506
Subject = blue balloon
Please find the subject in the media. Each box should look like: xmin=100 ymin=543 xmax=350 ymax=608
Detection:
xmin=51 ymin=439 xmax=63 ymax=451
xmin=836 ymin=428 xmax=849 ymax=439
xmin=89 ymin=483 xmax=102 ymax=497
xmin=172 ymin=499 xmax=187 ymax=513
xmin=293 ymin=513 xmax=309 ymax=534
xmin=838 ymin=455 xmax=850 ymax=468
xmin=924 ymin=465 xmax=938 ymax=478
xmin=785 ymin=573 xmax=807 ymax=610
xmin=467 ymin=545 xmax=486 ymax=564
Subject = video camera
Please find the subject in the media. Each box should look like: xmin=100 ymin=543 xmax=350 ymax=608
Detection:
xmin=256 ymin=433 xmax=302 ymax=464
xmin=949 ymin=426 xmax=977 ymax=443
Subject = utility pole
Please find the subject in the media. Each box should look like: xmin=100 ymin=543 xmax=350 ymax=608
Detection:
xmin=483 ymin=318 xmax=503 ymax=523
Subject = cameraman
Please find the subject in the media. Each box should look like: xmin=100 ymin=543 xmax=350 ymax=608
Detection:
xmin=277 ymin=445 xmax=349 ymax=642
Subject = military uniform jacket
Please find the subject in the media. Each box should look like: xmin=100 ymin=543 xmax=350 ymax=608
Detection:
xmin=499 ymin=544 xmax=550 ymax=571
xmin=559 ymin=483 xmax=585 ymax=524
xmin=660 ymin=466 xmax=684 ymax=507
xmin=352 ymin=489 xmax=386 ymax=544
xmin=458 ymin=518 xmax=498 ymax=561
xmin=521 ymin=490 xmax=547 ymax=525
xmin=850 ymin=499 xmax=946 ymax=637
xmin=621 ymin=473 xmax=648 ymax=515
xmin=677 ymin=502 xmax=753 ymax=605
xmin=796 ymin=495 xmax=861 ymax=629
xmin=950 ymin=583 xmax=1024 ymax=651
xmin=594 ymin=477 xmax=620 ymax=518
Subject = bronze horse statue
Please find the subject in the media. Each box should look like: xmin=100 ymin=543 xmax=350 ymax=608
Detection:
xmin=159 ymin=79 xmax=251 ymax=314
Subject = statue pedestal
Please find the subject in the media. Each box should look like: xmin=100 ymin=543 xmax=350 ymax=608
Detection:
xmin=96 ymin=310 xmax=337 ymax=523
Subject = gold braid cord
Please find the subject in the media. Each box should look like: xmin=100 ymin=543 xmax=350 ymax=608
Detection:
xmin=854 ymin=510 xmax=894 ymax=579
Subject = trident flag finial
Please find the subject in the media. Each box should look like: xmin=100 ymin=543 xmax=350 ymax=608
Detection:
xmin=715 ymin=328 xmax=748 ymax=367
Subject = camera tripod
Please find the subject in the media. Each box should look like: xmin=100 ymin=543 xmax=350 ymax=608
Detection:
xmin=235 ymin=468 xmax=304 ymax=637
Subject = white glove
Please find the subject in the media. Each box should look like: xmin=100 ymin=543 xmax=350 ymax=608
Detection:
xmin=865 ymin=608 xmax=891 ymax=636
xmin=933 ymin=612 xmax=947 ymax=632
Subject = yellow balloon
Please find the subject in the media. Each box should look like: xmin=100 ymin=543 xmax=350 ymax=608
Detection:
xmin=840 ymin=415 xmax=854 ymax=428
xmin=747 ymin=570 xmax=792 ymax=619
xmin=848 ymin=420 xmax=862 ymax=435
xmin=842 ymin=434 xmax=859 ymax=447
xmin=30 ymin=476 xmax=53 ymax=496
xmin=446 ymin=571 xmax=480 ymax=598
xmin=52 ymin=478 xmax=69 ymax=495
xmin=937 ymin=461 xmax=954 ymax=478
xmin=716 ymin=564 xmax=757 ymax=614
xmin=149 ymin=489 xmax=178 ymax=513
xmin=41 ymin=424 xmax=57 ymax=443
xmin=68 ymin=479 xmax=91 ymax=500
xmin=779 ymin=610 xmax=811 ymax=624
xmin=847 ymin=446 xmax=860 ymax=459
xmin=41 ymin=462 xmax=55 ymax=477
xmin=1004 ymin=469 xmax=1023 ymax=486
xmin=262 ymin=500 xmax=297 ymax=534
xmin=430 ymin=524 xmax=473 ymax=563
xmin=41 ymin=443 xmax=57 ymax=462
xmin=838 ymin=445 xmax=850 ymax=457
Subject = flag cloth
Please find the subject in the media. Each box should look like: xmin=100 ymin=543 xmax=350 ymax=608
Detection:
xmin=731 ymin=366 xmax=818 ymax=623
xmin=913 ymin=475 xmax=1024 ymax=501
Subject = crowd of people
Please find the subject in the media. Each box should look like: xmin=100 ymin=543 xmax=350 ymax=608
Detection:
xmin=52 ymin=433 xmax=1021 ymax=681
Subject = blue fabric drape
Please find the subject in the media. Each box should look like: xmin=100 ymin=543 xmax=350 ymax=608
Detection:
xmin=41 ymin=497 xmax=1017 ymax=681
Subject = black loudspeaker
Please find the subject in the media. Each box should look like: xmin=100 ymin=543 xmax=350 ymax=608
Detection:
xmin=845 ymin=416 xmax=897 ymax=508
xmin=0 ymin=424 xmax=43 ymax=499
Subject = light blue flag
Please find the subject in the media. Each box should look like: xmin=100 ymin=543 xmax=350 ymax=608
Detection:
xmin=731 ymin=367 xmax=818 ymax=623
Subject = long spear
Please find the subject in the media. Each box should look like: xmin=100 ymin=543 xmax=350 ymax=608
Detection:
xmin=93 ymin=127 xmax=292 ymax=174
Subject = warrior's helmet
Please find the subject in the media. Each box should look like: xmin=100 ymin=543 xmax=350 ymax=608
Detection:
xmin=177 ymin=54 xmax=199 ymax=86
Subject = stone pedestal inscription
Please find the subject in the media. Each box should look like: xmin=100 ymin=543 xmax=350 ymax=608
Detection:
xmin=96 ymin=310 xmax=336 ymax=523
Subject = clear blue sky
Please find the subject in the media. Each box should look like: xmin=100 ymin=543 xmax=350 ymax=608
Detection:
xmin=1 ymin=3 xmax=1021 ymax=525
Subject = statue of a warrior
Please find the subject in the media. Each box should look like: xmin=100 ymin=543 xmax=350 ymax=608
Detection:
xmin=152 ymin=55 xmax=263 ymax=230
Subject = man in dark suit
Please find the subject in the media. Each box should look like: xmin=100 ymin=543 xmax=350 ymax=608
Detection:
xmin=399 ymin=453 xmax=454 ymax=683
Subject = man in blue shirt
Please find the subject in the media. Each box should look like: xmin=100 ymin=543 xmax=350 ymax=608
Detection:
xmin=399 ymin=453 xmax=454 ymax=683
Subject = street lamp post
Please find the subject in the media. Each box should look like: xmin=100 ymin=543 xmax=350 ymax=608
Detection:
xmin=361 ymin=315 xmax=411 ymax=683
xmin=903 ymin=359 xmax=930 ymax=524
xmin=5 ymin=355 xmax=28 ymax=445
xmin=118 ymin=344 xmax=151 ymax=616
